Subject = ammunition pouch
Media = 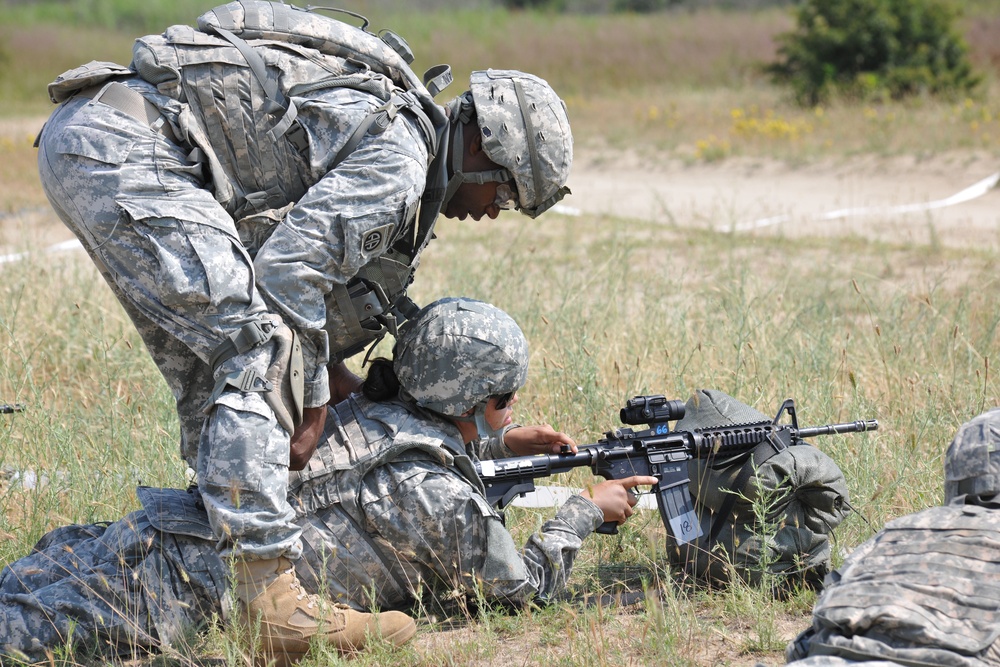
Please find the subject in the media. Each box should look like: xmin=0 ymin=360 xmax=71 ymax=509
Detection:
xmin=326 ymin=272 xmax=420 ymax=363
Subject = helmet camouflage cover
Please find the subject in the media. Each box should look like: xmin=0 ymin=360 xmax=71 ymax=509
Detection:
xmin=470 ymin=69 xmax=573 ymax=218
xmin=944 ymin=407 xmax=1000 ymax=503
xmin=393 ymin=298 xmax=528 ymax=416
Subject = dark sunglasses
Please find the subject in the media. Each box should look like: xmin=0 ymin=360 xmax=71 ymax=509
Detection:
xmin=491 ymin=391 xmax=516 ymax=410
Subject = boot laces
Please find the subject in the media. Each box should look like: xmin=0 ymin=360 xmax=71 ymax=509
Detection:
xmin=285 ymin=566 xmax=318 ymax=610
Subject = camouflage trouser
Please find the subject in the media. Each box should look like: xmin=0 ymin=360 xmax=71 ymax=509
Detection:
xmin=36 ymin=79 xmax=301 ymax=559
xmin=0 ymin=511 xmax=225 ymax=663
xmin=785 ymin=660 xmax=903 ymax=666
xmin=786 ymin=629 xmax=1000 ymax=667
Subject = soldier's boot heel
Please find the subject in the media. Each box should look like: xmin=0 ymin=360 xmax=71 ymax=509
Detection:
xmin=234 ymin=556 xmax=416 ymax=666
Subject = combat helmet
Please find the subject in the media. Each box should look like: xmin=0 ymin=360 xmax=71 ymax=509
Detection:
xmin=394 ymin=298 xmax=528 ymax=438
xmin=444 ymin=69 xmax=573 ymax=219
xmin=944 ymin=407 xmax=1000 ymax=504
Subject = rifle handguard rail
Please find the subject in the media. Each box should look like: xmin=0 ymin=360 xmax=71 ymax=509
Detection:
xmin=475 ymin=395 xmax=879 ymax=543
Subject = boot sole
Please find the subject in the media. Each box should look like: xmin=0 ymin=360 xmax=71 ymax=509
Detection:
xmin=260 ymin=619 xmax=417 ymax=664
xmin=337 ymin=619 xmax=418 ymax=653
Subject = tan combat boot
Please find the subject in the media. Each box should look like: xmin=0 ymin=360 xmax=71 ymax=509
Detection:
xmin=234 ymin=557 xmax=416 ymax=666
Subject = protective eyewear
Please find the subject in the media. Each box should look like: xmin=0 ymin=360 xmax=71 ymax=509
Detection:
xmin=491 ymin=391 xmax=516 ymax=410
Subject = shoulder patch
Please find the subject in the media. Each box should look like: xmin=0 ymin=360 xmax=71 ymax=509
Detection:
xmin=361 ymin=224 xmax=393 ymax=253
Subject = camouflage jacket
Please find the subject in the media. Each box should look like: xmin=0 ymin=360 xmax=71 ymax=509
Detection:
xmin=127 ymin=1 xmax=450 ymax=401
xmin=787 ymin=502 xmax=1000 ymax=666
xmin=286 ymin=394 xmax=605 ymax=611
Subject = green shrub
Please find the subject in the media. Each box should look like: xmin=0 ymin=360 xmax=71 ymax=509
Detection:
xmin=767 ymin=0 xmax=980 ymax=106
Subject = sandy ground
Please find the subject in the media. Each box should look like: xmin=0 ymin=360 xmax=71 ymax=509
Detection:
xmin=565 ymin=147 xmax=1000 ymax=250
xmin=4 ymin=115 xmax=999 ymax=261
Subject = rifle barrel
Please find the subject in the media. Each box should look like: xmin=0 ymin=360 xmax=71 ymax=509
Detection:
xmin=797 ymin=419 xmax=878 ymax=439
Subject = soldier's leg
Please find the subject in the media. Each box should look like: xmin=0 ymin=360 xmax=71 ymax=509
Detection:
xmin=36 ymin=84 xmax=299 ymax=551
xmin=36 ymin=81 xmax=414 ymax=658
xmin=0 ymin=512 xmax=219 ymax=662
xmin=123 ymin=303 xmax=214 ymax=468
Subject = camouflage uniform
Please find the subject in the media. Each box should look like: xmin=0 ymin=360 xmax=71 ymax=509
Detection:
xmin=0 ymin=396 xmax=602 ymax=662
xmin=787 ymin=408 xmax=1000 ymax=667
xmin=34 ymin=2 xmax=571 ymax=569
xmin=288 ymin=394 xmax=604 ymax=611
xmin=34 ymin=12 xmax=434 ymax=562
xmin=785 ymin=503 xmax=1000 ymax=666
xmin=0 ymin=504 xmax=227 ymax=663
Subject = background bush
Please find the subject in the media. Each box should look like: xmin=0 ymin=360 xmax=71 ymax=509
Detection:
xmin=768 ymin=0 xmax=980 ymax=106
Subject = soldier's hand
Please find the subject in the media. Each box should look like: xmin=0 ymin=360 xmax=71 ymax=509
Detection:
xmin=581 ymin=476 xmax=657 ymax=525
xmin=289 ymin=406 xmax=326 ymax=470
xmin=503 ymin=424 xmax=577 ymax=455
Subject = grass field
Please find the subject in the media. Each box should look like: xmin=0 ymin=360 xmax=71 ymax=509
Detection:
xmin=1 ymin=1 xmax=1000 ymax=665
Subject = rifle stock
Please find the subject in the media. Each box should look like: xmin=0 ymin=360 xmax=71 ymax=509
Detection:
xmin=475 ymin=395 xmax=877 ymax=544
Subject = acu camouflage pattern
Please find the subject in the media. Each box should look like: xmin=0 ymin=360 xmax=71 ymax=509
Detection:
xmin=0 ymin=504 xmax=227 ymax=664
xmin=287 ymin=393 xmax=604 ymax=612
xmin=782 ymin=657 xmax=928 ymax=666
xmin=393 ymin=298 xmax=529 ymax=416
xmin=0 ymin=396 xmax=603 ymax=660
xmin=786 ymin=502 xmax=1000 ymax=666
xmin=945 ymin=407 xmax=1000 ymax=503
xmin=37 ymin=0 xmax=440 ymax=561
xmin=130 ymin=2 xmax=439 ymax=383
xmin=471 ymin=69 xmax=573 ymax=217
xmin=37 ymin=82 xmax=304 ymax=561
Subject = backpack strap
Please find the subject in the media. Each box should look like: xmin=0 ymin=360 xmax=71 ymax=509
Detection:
xmin=706 ymin=434 xmax=787 ymax=546
xmin=205 ymin=24 xmax=309 ymax=153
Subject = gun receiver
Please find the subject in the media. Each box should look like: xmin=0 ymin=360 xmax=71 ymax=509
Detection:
xmin=475 ymin=395 xmax=877 ymax=544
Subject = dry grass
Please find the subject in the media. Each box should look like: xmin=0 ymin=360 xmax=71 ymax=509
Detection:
xmin=1 ymin=4 xmax=999 ymax=666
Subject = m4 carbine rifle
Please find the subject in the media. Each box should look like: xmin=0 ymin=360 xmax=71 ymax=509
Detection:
xmin=475 ymin=395 xmax=877 ymax=545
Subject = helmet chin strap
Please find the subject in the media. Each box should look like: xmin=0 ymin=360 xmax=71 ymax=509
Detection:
xmin=441 ymin=96 xmax=513 ymax=211
xmin=453 ymin=401 xmax=504 ymax=442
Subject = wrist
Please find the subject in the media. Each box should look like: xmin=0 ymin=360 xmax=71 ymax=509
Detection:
xmin=499 ymin=423 xmax=522 ymax=446
xmin=499 ymin=423 xmax=522 ymax=456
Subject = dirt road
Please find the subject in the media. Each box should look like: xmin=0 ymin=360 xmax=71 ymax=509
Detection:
xmin=566 ymin=147 xmax=1000 ymax=250
xmin=4 ymin=116 xmax=999 ymax=259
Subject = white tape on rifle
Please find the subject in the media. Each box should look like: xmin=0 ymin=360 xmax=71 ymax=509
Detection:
xmin=725 ymin=170 xmax=1000 ymax=233
xmin=511 ymin=484 xmax=657 ymax=510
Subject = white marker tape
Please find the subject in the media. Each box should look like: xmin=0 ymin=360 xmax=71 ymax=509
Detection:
xmin=725 ymin=170 xmax=1000 ymax=233
xmin=510 ymin=484 xmax=657 ymax=510
xmin=551 ymin=203 xmax=582 ymax=217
